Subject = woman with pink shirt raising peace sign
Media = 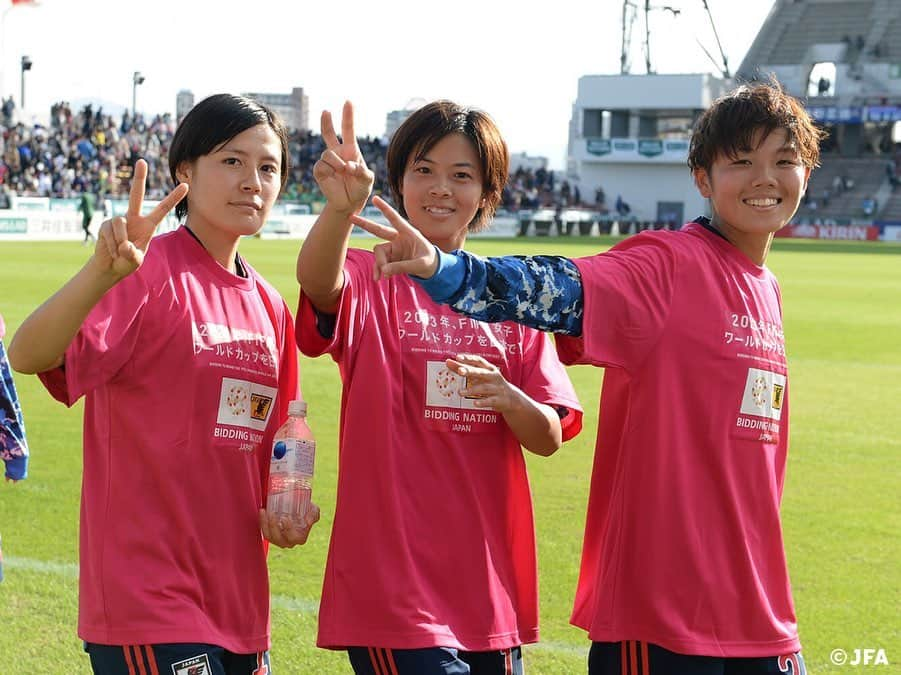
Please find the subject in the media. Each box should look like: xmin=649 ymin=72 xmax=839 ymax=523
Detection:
xmin=10 ymin=94 xmax=319 ymax=675
xmin=296 ymin=100 xmax=582 ymax=675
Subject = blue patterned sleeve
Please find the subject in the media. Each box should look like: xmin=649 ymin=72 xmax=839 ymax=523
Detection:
xmin=415 ymin=249 xmax=584 ymax=335
xmin=0 ymin=341 xmax=28 ymax=481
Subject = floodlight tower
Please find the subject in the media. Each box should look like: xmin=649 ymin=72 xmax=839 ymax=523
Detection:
xmin=620 ymin=0 xmax=681 ymax=75
xmin=0 ymin=0 xmax=40 ymax=104
xmin=700 ymin=0 xmax=730 ymax=78
xmin=621 ymin=1 xmax=637 ymax=74
xmin=20 ymin=54 xmax=31 ymax=109
xmin=132 ymin=71 xmax=145 ymax=116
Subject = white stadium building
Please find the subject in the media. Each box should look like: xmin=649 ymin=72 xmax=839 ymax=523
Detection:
xmin=566 ymin=0 xmax=901 ymax=240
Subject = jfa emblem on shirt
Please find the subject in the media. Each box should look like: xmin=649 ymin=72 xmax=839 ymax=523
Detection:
xmin=250 ymin=393 xmax=273 ymax=421
xmin=772 ymin=383 xmax=785 ymax=410
xmin=740 ymin=368 xmax=787 ymax=421
xmin=171 ymin=653 xmax=211 ymax=675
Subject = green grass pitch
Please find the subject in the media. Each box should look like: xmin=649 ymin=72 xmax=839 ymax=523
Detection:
xmin=0 ymin=236 xmax=898 ymax=673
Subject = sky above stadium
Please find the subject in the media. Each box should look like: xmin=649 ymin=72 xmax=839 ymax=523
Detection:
xmin=1 ymin=0 xmax=774 ymax=169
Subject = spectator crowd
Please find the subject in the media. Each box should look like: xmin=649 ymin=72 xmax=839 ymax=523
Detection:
xmin=1 ymin=100 xmax=612 ymax=215
xmin=0 ymin=99 xmax=392 ymax=204
xmin=2 ymin=99 xmax=174 ymax=201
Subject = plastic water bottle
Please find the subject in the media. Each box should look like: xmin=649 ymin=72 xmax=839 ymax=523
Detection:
xmin=267 ymin=400 xmax=315 ymax=527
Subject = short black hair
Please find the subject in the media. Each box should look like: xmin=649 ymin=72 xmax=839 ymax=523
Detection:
xmin=168 ymin=94 xmax=289 ymax=219
xmin=689 ymin=80 xmax=826 ymax=173
xmin=386 ymin=100 xmax=508 ymax=232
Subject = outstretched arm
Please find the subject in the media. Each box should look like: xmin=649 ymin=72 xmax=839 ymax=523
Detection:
xmin=350 ymin=198 xmax=585 ymax=336
xmin=446 ymin=354 xmax=562 ymax=455
xmin=8 ymin=160 xmax=188 ymax=374
xmin=296 ymin=102 xmax=374 ymax=314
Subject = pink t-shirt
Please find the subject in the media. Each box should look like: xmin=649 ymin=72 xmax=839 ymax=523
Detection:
xmin=555 ymin=222 xmax=798 ymax=657
xmin=39 ymin=227 xmax=299 ymax=653
xmin=297 ymin=248 xmax=582 ymax=652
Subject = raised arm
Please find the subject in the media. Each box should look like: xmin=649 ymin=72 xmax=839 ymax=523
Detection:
xmin=8 ymin=160 xmax=187 ymax=374
xmin=296 ymin=101 xmax=374 ymax=314
xmin=350 ymin=197 xmax=585 ymax=336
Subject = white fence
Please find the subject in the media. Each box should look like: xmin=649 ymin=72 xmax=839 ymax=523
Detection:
xmin=0 ymin=201 xmax=519 ymax=241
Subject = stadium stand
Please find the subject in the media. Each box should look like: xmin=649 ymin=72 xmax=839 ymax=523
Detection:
xmin=796 ymin=157 xmax=886 ymax=220
xmin=4 ymin=0 xmax=901 ymax=239
xmin=1 ymin=98 xmax=571 ymax=217
xmin=736 ymin=0 xmax=901 ymax=230
xmin=0 ymin=99 xmax=392 ymax=204
xmin=564 ymin=4 xmax=894 ymax=236
xmin=766 ymin=2 xmax=875 ymax=66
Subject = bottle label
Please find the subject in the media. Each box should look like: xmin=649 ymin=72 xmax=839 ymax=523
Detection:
xmin=271 ymin=438 xmax=315 ymax=476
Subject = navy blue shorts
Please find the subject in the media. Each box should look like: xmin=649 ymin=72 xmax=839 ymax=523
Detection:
xmin=347 ymin=646 xmax=524 ymax=675
xmin=85 ymin=642 xmax=271 ymax=675
xmin=588 ymin=641 xmax=806 ymax=675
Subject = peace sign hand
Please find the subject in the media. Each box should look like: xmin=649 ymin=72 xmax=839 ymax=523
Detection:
xmin=94 ymin=159 xmax=188 ymax=281
xmin=313 ymin=101 xmax=373 ymax=215
xmin=350 ymin=196 xmax=438 ymax=280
